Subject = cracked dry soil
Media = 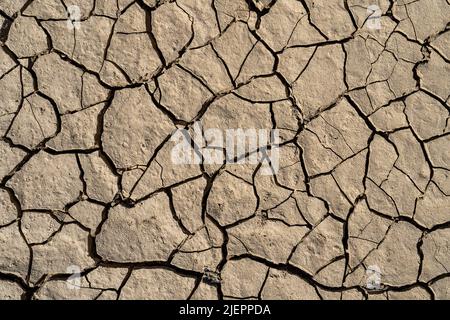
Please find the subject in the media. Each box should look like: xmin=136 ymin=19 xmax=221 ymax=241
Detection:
xmin=0 ymin=0 xmax=449 ymax=300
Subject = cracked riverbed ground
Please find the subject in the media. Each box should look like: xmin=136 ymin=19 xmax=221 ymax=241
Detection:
xmin=0 ymin=0 xmax=449 ymax=300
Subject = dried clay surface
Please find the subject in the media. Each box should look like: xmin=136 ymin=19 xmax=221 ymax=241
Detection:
xmin=0 ymin=0 xmax=449 ymax=300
